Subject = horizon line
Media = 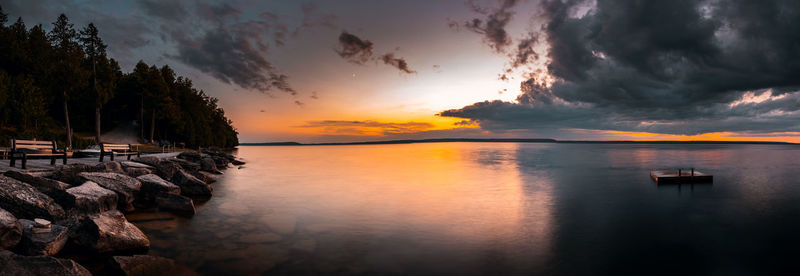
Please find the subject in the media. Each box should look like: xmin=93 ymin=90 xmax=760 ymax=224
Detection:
xmin=238 ymin=138 xmax=798 ymax=146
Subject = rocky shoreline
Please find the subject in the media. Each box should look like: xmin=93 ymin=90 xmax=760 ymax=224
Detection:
xmin=0 ymin=150 xmax=244 ymax=275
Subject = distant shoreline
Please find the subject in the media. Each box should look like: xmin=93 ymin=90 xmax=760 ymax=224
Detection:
xmin=240 ymin=138 xmax=797 ymax=146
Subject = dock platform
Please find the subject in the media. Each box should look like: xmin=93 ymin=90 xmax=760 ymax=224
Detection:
xmin=650 ymin=169 xmax=712 ymax=184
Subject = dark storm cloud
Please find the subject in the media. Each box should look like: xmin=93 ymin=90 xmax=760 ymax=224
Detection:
xmin=459 ymin=0 xmax=521 ymax=52
xmin=335 ymin=31 xmax=417 ymax=74
xmin=442 ymin=0 xmax=800 ymax=135
xmin=336 ymin=31 xmax=374 ymax=64
xmin=161 ymin=2 xmax=298 ymax=94
xmin=379 ymin=53 xmax=416 ymax=74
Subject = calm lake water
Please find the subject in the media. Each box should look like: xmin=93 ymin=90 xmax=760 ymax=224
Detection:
xmin=130 ymin=143 xmax=800 ymax=275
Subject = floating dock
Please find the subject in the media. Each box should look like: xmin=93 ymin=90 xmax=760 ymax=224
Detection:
xmin=650 ymin=169 xmax=712 ymax=184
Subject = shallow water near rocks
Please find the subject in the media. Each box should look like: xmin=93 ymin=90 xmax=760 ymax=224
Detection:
xmin=132 ymin=143 xmax=800 ymax=275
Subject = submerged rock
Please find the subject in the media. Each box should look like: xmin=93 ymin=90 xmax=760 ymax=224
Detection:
xmin=3 ymin=171 xmax=75 ymax=209
xmin=109 ymin=255 xmax=176 ymax=276
xmin=155 ymin=193 xmax=195 ymax=216
xmin=0 ymin=176 xmax=65 ymax=221
xmin=16 ymin=219 xmax=68 ymax=256
xmin=78 ymin=172 xmax=141 ymax=211
xmin=260 ymin=213 xmax=297 ymax=235
xmin=137 ymin=174 xmax=181 ymax=202
xmin=71 ymin=210 xmax=149 ymax=253
xmin=0 ymin=250 xmax=91 ymax=276
xmin=66 ymin=182 xmax=118 ymax=214
xmin=172 ymin=170 xmax=212 ymax=197
xmin=0 ymin=208 xmax=22 ymax=250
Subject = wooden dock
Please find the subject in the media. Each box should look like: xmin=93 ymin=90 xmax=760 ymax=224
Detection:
xmin=650 ymin=169 xmax=712 ymax=184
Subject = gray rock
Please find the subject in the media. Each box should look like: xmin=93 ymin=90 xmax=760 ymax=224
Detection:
xmin=66 ymin=182 xmax=118 ymax=214
xmin=177 ymin=151 xmax=203 ymax=162
xmin=95 ymin=161 xmax=124 ymax=173
xmin=110 ymin=255 xmax=176 ymax=276
xmin=136 ymin=174 xmax=180 ymax=202
xmin=0 ymin=250 xmax=91 ymax=276
xmin=194 ymin=171 xmax=218 ymax=184
xmin=51 ymin=163 xmax=101 ymax=185
xmin=231 ymin=159 xmax=246 ymax=166
xmin=155 ymin=193 xmax=195 ymax=216
xmin=170 ymin=158 xmax=201 ymax=173
xmin=131 ymin=156 xmax=162 ymax=167
xmin=16 ymin=219 xmax=68 ymax=256
xmin=3 ymin=171 xmax=75 ymax=209
xmin=72 ymin=210 xmax=149 ymax=253
xmin=0 ymin=176 xmax=65 ymax=221
xmin=78 ymin=173 xmax=141 ymax=211
xmin=120 ymin=161 xmax=154 ymax=169
xmin=124 ymin=167 xmax=152 ymax=178
xmin=172 ymin=170 xmax=213 ymax=197
xmin=0 ymin=209 xmax=22 ymax=250
xmin=199 ymin=157 xmax=220 ymax=173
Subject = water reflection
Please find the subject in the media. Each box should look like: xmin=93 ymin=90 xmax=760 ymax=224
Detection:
xmin=130 ymin=143 xmax=800 ymax=275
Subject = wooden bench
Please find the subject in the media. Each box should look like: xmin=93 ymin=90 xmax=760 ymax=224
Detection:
xmin=9 ymin=139 xmax=67 ymax=169
xmin=100 ymin=143 xmax=140 ymax=161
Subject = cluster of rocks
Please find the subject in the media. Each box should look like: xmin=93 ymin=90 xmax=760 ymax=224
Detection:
xmin=0 ymin=150 xmax=244 ymax=275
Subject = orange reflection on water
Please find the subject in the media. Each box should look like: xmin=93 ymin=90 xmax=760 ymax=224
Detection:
xmin=232 ymin=143 xmax=554 ymax=256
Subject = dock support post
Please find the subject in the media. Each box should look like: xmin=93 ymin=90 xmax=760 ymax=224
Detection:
xmin=691 ymin=168 xmax=694 ymax=176
xmin=678 ymin=169 xmax=682 ymax=177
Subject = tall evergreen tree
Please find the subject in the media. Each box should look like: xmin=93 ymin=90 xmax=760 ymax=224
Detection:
xmin=48 ymin=14 xmax=85 ymax=149
xmin=79 ymin=23 xmax=112 ymax=143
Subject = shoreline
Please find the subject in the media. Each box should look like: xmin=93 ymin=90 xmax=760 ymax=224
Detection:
xmin=240 ymin=138 xmax=798 ymax=146
xmin=0 ymin=149 xmax=244 ymax=275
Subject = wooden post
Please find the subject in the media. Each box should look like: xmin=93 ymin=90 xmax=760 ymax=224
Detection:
xmin=691 ymin=168 xmax=694 ymax=176
xmin=678 ymin=169 xmax=682 ymax=177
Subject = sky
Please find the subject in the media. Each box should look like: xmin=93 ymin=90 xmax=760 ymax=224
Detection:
xmin=3 ymin=0 xmax=800 ymax=143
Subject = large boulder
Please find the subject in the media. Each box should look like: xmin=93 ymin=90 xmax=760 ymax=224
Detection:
xmin=124 ymin=168 xmax=152 ymax=178
xmin=136 ymin=174 xmax=180 ymax=202
xmin=0 ymin=176 xmax=65 ymax=221
xmin=155 ymin=193 xmax=195 ymax=216
xmin=134 ymin=157 xmax=183 ymax=181
xmin=172 ymin=170 xmax=213 ymax=197
xmin=4 ymin=171 xmax=75 ymax=209
xmin=194 ymin=171 xmax=218 ymax=184
xmin=199 ymin=158 xmax=221 ymax=173
xmin=170 ymin=158 xmax=201 ymax=173
xmin=177 ymin=151 xmax=203 ymax=162
xmin=66 ymin=182 xmax=118 ymax=214
xmin=95 ymin=161 xmax=124 ymax=173
xmin=0 ymin=250 xmax=91 ymax=276
xmin=15 ymin=219 xmax=68 ymax=256
xmin=109 ymin=255 xmax=176 ymax=276
xmin=50 ymin=163 xmax=100 ymax=185
xmin=78 ymin=173 xmax=141 ymax=211
xmin=71 ymin=210 xmax=149 ymax=253
xmin=0 ymin=208 xmax=22 ymax=250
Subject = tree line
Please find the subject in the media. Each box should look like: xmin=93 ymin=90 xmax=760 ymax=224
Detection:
xmin=0 ymin=7 xmax=239 ymax=149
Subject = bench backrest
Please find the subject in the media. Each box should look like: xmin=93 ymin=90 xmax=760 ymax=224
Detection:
xmin=101 ymin=143 xmax=136 ymax=151
xmin=11 ymin=139 xmax=56 ymax=151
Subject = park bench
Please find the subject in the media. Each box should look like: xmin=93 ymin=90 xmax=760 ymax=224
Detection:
xmin=100 ymin=143 xmax=140 ymax=161
xmin=9 ymin=139 xmax=67 ymax=169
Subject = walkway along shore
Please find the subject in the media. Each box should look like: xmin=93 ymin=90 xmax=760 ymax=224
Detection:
xmin=0 ymin=150 xmax=244 ymax=275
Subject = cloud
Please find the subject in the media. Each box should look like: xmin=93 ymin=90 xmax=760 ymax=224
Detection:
xmin=335 ymin=31 xmax=374 ymax=64
xmin=378 ymin=53 xmax=416 ymax=74
xmin=298 ymin=120 xmax=435 ymax=135
xmin=459 ymin=0 xmax=521 ymax=52
xmin=136 ymin=0 xmax=187 ymax=22
xmin=335 ymin=31 xmax=416 ymax=74
xmin=292 ymin=3 xmax=338 ymax=37
xmin=442 ymin=0 xmax=800 ymax=136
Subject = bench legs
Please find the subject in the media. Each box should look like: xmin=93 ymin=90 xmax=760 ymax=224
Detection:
xmin=9 ymin=154 xmax=15 ymax=167
xmin=21 ymin=153 xmax=27 ymax=170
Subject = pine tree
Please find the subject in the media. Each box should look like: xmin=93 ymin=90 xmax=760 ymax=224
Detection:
xmin=48 ymin=14 xmax=85 ymax=149
xmin=79 ymin=23 xmax=112 ymax=143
